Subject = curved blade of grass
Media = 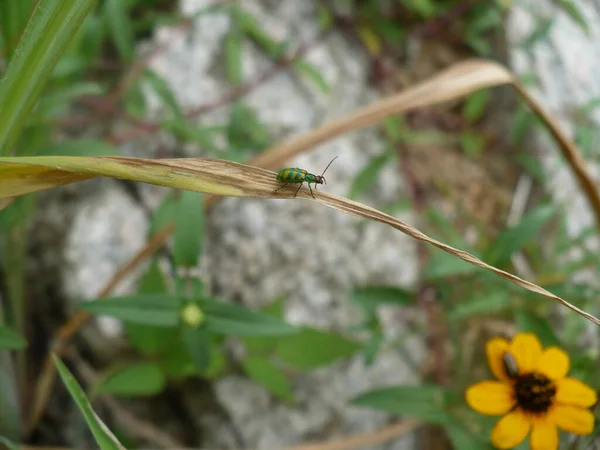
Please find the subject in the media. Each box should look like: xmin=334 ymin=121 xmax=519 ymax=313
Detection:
xmin=53 ymin=355 xmax=125 ymax=450
xmin=224 ymin=59 xmax=600 ymax=229
xmin=0 ymin=155 xmax=596 ymax=325
xmin=0 ymin=0 xmax=97 ymax=154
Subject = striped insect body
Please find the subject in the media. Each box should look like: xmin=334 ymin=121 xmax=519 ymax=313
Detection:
xmin=274 ymin=156 xmax=338 ymax=198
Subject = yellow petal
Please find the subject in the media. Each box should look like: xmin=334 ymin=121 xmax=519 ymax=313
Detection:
xmin=486 ymin=338 xmax=511 ymax=381
xmin=530 ymin=417 xmax=558 ymax=450
xmin=509 ymin=332 xmax=542 ymax=374
xmin=555 ymin=378 xmax=598 ymax=407
xmin=536 ymin=347 xmax=569 ymax=380
xmin=491 ymin=409 xmax=530 ymax=449
xmin=549 ymin=404 xmax=595 ymax=435
xmin=465 ymin=381 xmax=515 ymax=415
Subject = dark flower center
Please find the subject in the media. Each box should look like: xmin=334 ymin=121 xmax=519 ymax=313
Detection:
xmin=514 ymin=372 xmax=556 ymax=413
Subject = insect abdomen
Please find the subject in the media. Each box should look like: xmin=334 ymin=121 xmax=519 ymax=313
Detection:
xmin=277 ymin=168 xmax=307 ymax=183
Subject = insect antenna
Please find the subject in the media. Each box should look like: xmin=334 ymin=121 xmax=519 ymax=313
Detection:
xmin=320 ymin=156 xmax=338 ymax=184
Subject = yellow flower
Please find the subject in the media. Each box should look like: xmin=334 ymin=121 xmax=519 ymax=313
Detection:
xmin=466 ymin=332 xmax=597 ymax=450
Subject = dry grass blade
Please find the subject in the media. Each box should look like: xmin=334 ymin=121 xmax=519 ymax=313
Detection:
xmin=205 ymin=59 xmax=600 ymax=230
xmin=317 ymin=191 xmax=599 ymax=325
xmin=0 ymin=156 xmax=264 ymax=199
xmin=245 ymin=59 xmax=515 ymax=170
xmin=0 ymin=154 xmax=597 ymax=325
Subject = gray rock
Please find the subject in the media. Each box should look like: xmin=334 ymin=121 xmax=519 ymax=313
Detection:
xmin=62 ymin=180 xmax=148 ymax=337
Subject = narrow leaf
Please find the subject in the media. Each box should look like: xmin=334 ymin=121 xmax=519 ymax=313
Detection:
xmin=243 ymin=357 xmax=294 ymax=402
xmin=348 ymin=151 xmax=392 ymax=199
xmin=484 ymin=204 xmax=556 ymax=266
xmin=202 ymin=298 xmax=298 ymax=336
xmin=97 ymin=362 xmax=165 ymax=397
xmin=53 ymin=356 xmax=125 ymax=450
xmin=77 ymin=294 xmax=181 ymax=326
xmin=351 ymin=385 xmax=450 ymax=423
xmin=0 ymin=326 xmax=27 ymax=350
xmin=351 ymin=285 xmax=414 ymax=312
xmin=557 ymin=0 xmax=589 ymax=35
xmin=143 ymin=70 xmax=184 ymax=120
xmin=515 ymin=311 xmax=560 ymax=347
xmin=275 ymin=328 xmax=360 ymax=370
xmin=0 ymin=0 xmax=96 ymax=153
xmin=181 ymin=325 xmax=211 ymax=372
xmin=0 ymin=436 xmax=20 ymax=450
xmin=173 ymin=191 xmax=204 ymax=267
xmin=449 ymin=291 xmax=511 ymax=320
xmin=40 ymin=139 xmax=119 ymax=157
xmin=103 ymin=0 xmax=134 ymax=61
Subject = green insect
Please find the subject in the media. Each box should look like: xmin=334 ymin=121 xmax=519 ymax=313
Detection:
xmin=273 ymin=156 xmax=338 ymax=198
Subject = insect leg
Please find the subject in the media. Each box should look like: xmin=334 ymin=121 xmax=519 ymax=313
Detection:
xmin=273 ymin=183 xmax=289 ymax=193
xmin=308 ymin=183 xmax=315 ymax=199
xmin=294 ymin=183 xmax=303 ymax=198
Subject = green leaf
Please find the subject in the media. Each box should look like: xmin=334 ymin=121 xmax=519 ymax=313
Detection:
xmin=0 ymin=0 xmax=96 ymax=154
xmin=424 ymin=250 xmax=479 ymax=280
xmin=202 ymin=298 xmax=298 ymax=336
xmin=463 ymin=89 xmax=490 ymax=122
xmin=449 ymin=291 xmax=511 ymax=320
xmin=362 ymin=332 xmax=384 ymax=366
xmin=351 ymin=385 xmax=450 ymax=423
xmin=126 ymin=322 xmax=178 ymax=356
xmin=483 ymin=204 xmax=556 ymax=266
xmin=33 ymin=82 xmax=104 ymax=121
xmin=275 ymin=328 xmax=360 ymax=370
xmin=515 ymin=311 xmax=559 ymax=347
xmin=143 ymin=69 xmax=184 ymax=120
xmin=225 ymin=28 xmax=243 ymax=86
xmin=181 ymin=325 xmax=211 ymax=372
xmin=78 ymin=294 xmax=181 ymax=327
xmin=0 ymin=1 xmax=33 ymax=60
xmin=54 ymin=356 xmax=125 ymax=449
xmin=173 ymin=191 xmax=204 ymax=267
xmin=98 ymin=362 xmax=166 ymax=397
xmin=163 ymin=121 xmax=223 ymax=152
xmin=460 ymin=131 xmax=486 ymax=159
xmin=0 ymin=326 xmax=27 ymax=350
xmin=293 ymin=60 xmax=330 ymax=94
xmin=557 ymin=0 xmax=589 ymax=35
xmin=124 ymin=261 xmax=178 ymax=355
xmin=444 ymin=420 xmax=494 ymax=450
xmin=351 ymin=285 xmax=414 ymax=313
xmin=162 ymin=343 xmax=195 ymax=379
xmin=348 ymin=151 xmax=392 ymax=199
xmin=227 ymin=102 xmax=271 ymax=152
xmin=103 ymin=0 xmax=134 ymax=61
xmin=40 ymin=139 xmax=119 ymax=157
xmin=0 ymin=436 xmax=20 ymax=450
xmin=242 ymin=357 xmax=294 ymax=403
xmin=123 ymin=82 xmax=147 ymax=118
xmin=149 ymin=194 xmax=177 ymax=236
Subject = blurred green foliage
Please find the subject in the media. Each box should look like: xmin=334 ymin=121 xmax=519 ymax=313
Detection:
xmin=0 ymin=0 xmax=598 ymax=449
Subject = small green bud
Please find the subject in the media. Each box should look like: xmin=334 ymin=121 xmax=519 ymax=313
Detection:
xmin=181 ymin=303 xmax=204 ymax=328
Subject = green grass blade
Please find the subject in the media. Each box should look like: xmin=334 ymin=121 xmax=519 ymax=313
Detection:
xmin=0 ymin=0 xmax=96 ymax=154
xmin=77 ymin=294 xmax=181 ymax=327
xmin=53 ymin=355 xmax=125 ymax=450
xmin=0 ymin=325 xmax=27 ymax=350
xmin=0 ymin=1 xmax=33 ymax=60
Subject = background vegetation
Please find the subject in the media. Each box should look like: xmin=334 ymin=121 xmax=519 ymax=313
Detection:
xmin=0 ymin=0 xmax=598 ymax=449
